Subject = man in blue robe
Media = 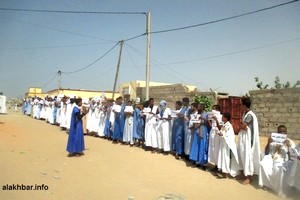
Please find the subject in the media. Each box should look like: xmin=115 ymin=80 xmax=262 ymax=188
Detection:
xmin=181 ymin=97 xmax=191 ymax=159
xmin=53 ymin=97 xmax=58 ymax=125
xmin=103 ymin=100 xmax=113 ymax=139
xmin=172 ymin=100 xmax=184 ymax=159
xmin=119 ymin=97 xmax=126 ymax=141
xmin=133 ymin=103 xmax=145 ymax=146
xmin=112 ymin=97 xmax=124 ymax=143
xmin=189 ymin=103 xmax=209 ymax=170
xmin=22 ymin=99 xmax=27 ymax=114
xmin=25 ymin=98 xmax=32 ymax=116
xmin=66 ymin=98 xmax=87 ymax=157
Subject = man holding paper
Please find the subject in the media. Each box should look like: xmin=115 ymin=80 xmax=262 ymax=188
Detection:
xmin=171 ymin=100 xmax=184 ymax=159
xmin=156 ymin=100 xmax=172 ymax=154
xmin=208 ymin=105 xmax=222 ymax=173
xmin=112 ymin=97 xmax=123 ymax=143
xmin=264 ymin=125 xmax=295 ymax=161
xmin=144 ymin=98 xmax=159 ymax=152
xmin=123 ymin=101 xmax=134 ymax=146
xmin=259 ymin=125 xmax=296 ymax=197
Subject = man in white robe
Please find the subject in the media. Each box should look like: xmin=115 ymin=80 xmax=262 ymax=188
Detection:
xmin=287 ymin=143 xmax=300 ymax=192
xmin=259 ymin=125 xmax=296 ymax=197
xmin=39 ymin=99 xmax=46 ymax=120
xmin=237 ymin=97 xmax=261 ymax=184
xmin=97 ymin=100 xmax=106 ymax=137
xmin=156 ymin=100 xmax=172 ymax=153
xmin=208 ymin=105 xmax=222 ymax=172
xmin=66 ymin=96 xmax=76 ymax=132
xmin=60 ymin=97 xmax=68 ymax=130
xmin=109 ymin=101 xmax=116 ymax=133
xmin=144 ymin=98 xmax=158 ymax=152
xmin=90 ymin=99 xmax=101 ymax=135
xmin=185 ymin=103 xmax=198 ymax=157
xmin=86 ymin=98 xmax=96 ymax=135
xmin=32 ymin=98 xmax=39 ymax=119
xmin=217 ymin=113 xmax=239 ymax=178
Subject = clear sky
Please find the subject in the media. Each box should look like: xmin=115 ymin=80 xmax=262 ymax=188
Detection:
xmin=0 ymin=0 xmax=299 ymax=99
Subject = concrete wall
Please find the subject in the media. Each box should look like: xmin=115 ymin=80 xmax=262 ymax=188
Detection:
xmin=136 ymin=83 xmax=218 ymax=109
xmin=120 ymin=80 xmax=197 ymax=101
xmin=250 ymin=88 xmax=300 ymax=140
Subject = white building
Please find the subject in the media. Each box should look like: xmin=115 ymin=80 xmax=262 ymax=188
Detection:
xmin=0 ymin=95 xmax=7 ymax=114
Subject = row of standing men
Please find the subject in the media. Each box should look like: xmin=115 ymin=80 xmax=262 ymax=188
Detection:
xmin=21 ymin=96 xmax=256 ymax=181
xmin=22 ymin=95 xmax=300 ymax=197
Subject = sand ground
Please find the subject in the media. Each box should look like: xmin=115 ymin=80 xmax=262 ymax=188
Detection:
xmin=0 ymin=110 xmax=298 ymax=200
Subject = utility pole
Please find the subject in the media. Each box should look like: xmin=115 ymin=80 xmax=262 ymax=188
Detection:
xmin=145 ymin=12 xmax=151 ymax=100
xmin=112 ymin=41 xmax=124 ymax=100
xmin=57 ymin=70 xmax=62 ymax=91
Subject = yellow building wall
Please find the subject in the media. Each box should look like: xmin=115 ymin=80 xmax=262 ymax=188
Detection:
xmin=29 ymin=88 xmax=42 ymax=93
xmin=25 ymin=87 xmax=47 ymax=98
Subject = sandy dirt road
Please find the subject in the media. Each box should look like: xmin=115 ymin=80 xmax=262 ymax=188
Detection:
xmin=0 ymin=110 xmax=291 ymax=200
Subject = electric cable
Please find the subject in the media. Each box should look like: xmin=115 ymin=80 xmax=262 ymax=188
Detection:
xmin=61 ymin=42 xmax=119 ymax=74
xmin=42 ymin=73 xmax=58 ymax=88
xmin=150 ymin=0 xmax=299 ymax=34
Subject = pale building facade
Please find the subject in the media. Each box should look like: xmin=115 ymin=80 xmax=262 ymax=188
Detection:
xmin=119 ymin=80 xmax=197 ymax=101
xmin=47 ymin=88 xmax=115 ymax=100
xmin=25 ymin=87 xmax=47 ymax=98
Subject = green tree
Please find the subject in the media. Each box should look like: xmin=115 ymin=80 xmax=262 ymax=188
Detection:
xmin=274 ymin=76 xmax=281 ymax=89
xmin=255 ymin=76 xmax=299 ymax=90
xmin=193 ymin=95 xmax=214 ymax=111
xmin=132 ymin=95 xmax=146 ymax=105
xmin=254 ymin=77 xmax=269 ymax=89
xmin=274 ymin=76 xmax=292 ymax=89
xmin=294 ymin=80 xmax=300 ymax=87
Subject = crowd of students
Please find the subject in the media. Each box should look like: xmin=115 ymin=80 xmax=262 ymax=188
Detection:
xmin=21 ymin=95 xmax=300 ymax=197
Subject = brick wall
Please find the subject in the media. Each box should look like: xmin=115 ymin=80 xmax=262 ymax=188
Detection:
xmin=250 ymin=88 xmax=300 ymax=140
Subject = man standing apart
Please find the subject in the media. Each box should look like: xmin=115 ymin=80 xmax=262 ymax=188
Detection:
xmin=66 ymin=98 xmax=88 ymax=157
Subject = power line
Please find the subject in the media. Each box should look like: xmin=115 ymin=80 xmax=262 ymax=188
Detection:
xmin=0 ymin=7 xmax=146 ymax=15
xmin=2 ymin=41 xmax=117 ymax=50
xmin=115 ymin=42 xmax=192 ymax=87
xmin=0 ymin=15 xmax=117 ymax=42
xmin=124 ymin=44 xmax=144 ymax=77
xmin=7 ymin=72 xmax=58 ymax=91
xmin=124 ymin=36 xmax=300 ymax=67
xmin=61 ymin=42 xmax=120 ymax=74
xmin=124 ymin=43 xmax=146 ymax=58
xmin=61 ymin=67 xmax=115 ymax=90
xmin=42 ymin=73 xmax=58 ymax=88
xmin=160 ymin=37 xmax=300 ymax=66
xmin=2 ymin=0 xmax=296 ymax=44
xmin=1 ymin=0 xmax=298 ymax=39
xmin=0 ymin=9 xmax=146 ymax=43
xmin=122 ymin=36 xmax=300 ymax=87
xmin=135 ymin=47 xmax=193 ymax=86
xmin=151 ymin=0 xmax=299 ymax=34
xmin=2 ymin=2 xmax=298 ymax=93
xmin=124 ymin=33 xmax=146 ymax=42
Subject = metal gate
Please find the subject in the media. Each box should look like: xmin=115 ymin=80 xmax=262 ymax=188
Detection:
xmin=218 ymin=97 xmax=242 ymax=135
